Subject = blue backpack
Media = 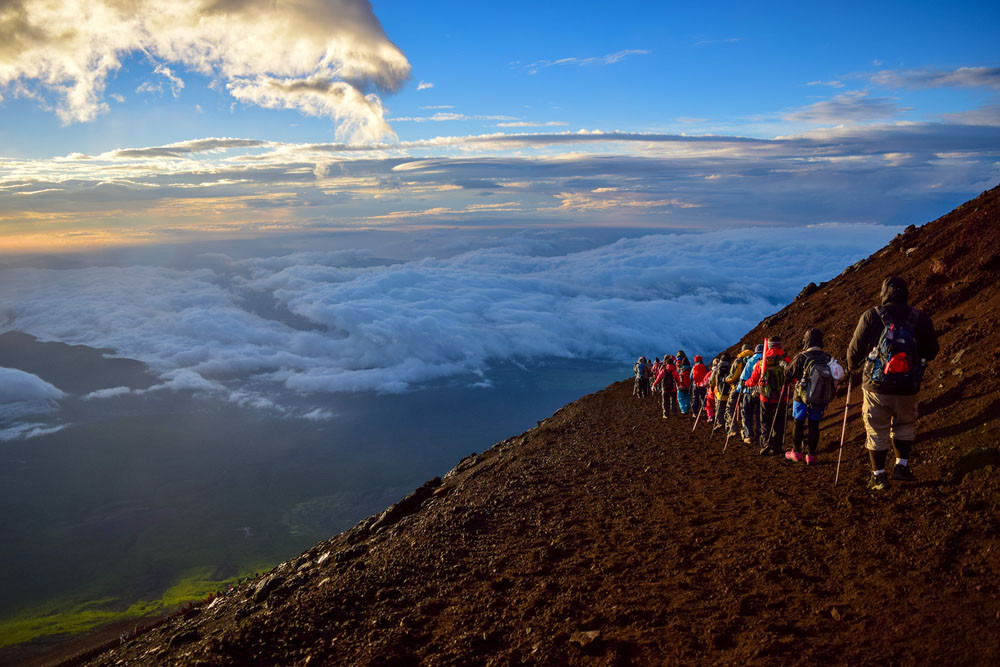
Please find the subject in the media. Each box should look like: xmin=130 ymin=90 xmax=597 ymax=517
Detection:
xmin=866 ymin=307 xmax=923 ymax=392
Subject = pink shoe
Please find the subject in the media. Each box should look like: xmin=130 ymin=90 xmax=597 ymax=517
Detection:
xmin=784 ymin=450 xmax=804 ymax=462
xmin=805 ymin=455 xmax=818 ymax=465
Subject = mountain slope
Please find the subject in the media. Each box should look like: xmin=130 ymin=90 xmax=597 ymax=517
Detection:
xmin=78 ymin=186 xmax=1000 ymax=666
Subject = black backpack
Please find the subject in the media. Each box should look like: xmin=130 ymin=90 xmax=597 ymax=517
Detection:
xmin=866 ymin=307 xmax=923 ymax=392
xmin=802 ymin=358 xmax=835 ymax=406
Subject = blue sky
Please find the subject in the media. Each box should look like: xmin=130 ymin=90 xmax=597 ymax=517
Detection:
xmin=0 ymin=0 xmax=998 ymax=251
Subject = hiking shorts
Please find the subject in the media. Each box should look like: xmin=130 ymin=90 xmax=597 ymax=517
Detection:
xmin=792 ymin=401 xmax=825 ymax=422
xmin=861 ymin=389 xmax=918 ymax=451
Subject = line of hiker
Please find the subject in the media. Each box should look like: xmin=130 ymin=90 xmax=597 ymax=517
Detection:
xmin=631 ymin=276 xmax=938 ymax=490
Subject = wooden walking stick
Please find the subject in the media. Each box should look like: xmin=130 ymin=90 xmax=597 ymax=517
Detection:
xmin=692 ymin=399 xmax=705 ymax=432
xmin=834 ymin=376 xmax=853 ymax=486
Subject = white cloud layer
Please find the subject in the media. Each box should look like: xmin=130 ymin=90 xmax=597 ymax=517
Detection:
xmin=0 ymin=0 xmax=409 ymax=141
xmin=0 ymin=367 xmax=65 ymax=440
xmin=0 ymin=367 xmax=65 ymax=402
xmin=0 ymin=225 xmax=899 ymax=396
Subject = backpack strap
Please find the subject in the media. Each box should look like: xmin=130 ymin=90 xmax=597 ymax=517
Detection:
xmin=875 ymin=305 xmax=893 ymax=329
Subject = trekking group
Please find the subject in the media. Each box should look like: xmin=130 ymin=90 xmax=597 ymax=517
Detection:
xmin=632 ymin=276 xmax=938 ymax=490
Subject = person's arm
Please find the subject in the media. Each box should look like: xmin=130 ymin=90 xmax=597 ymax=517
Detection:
xmin=784 ymin=353 xmax=803 ymax=383
xmin=917 ymin=311 xmax=939 ymax=363
xmin=745 ymin=361 xmax=761 ymax=387
xmin=846 ymin=309 xmax=876 ymax=372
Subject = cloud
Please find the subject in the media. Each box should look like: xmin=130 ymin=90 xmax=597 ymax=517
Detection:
xmin=523 ymin=49 xmax=650 ymax=74
xmin=806 ymin=80 xmax=845 ymax=88
xmin=870 ymin=66 xmax=1000 ymax=91
xmin=783 ymin=92 xmax=906 ymax=124
xmin=0 ymin=422 xmax=67 ymax=442
xmin=227 ymin=76 xmax=394 ymax=143
xmin=83 ymin=386 xmax=133 ymax=400
xmin=390 ymin=112 xmax=516 ymax=123
xmin=0 ymin=367 xmax=66 ymax=402
xmin=496 ymin=121 xmax=568 ymax=128
xmin=154 ymin=64 xmax=184 ymax=97
xmin=0 ymin=224 xmax=900 ymax=397
xmin=108 ymin=137 xmax=269 ymax=159
xmin=417 ymin=81 xmax=434 ymax=91
xmin=0 ymin=367 xmax=65 ymax=440
xmin=0 ymin=0 xmax=410 ymax=140
xmin=694 ymin=37 xmax=741 ymax=47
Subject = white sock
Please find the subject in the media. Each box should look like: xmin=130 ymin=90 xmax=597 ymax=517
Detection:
xmin=873 ymin=469 xmax=885 ymax=476
xmin=897 ymin=458 xmax=909 ymax=467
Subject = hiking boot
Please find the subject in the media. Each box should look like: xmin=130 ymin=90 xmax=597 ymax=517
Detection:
xmin=784 ymin=450 xmax=804 ymax=463
xmin=867 ymin=472 xmax=889 ymax=491
xmin=892 ymin=464 xmax=917 ymax=482
xmin=805 ymin=455 xmax=818 ymax=465
xmin=758 ymin=444 xmax=774 ymax=456
xmin=743 ymin=437 xmax=753 ymax=445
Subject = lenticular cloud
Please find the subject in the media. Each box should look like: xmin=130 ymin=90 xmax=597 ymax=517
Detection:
xmin=0 ymin=225 xmax=899 ymax=395
xmin=0 ymin=0 xmax=409 ymax=141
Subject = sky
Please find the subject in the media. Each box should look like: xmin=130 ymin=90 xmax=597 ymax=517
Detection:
xmin=0 ymin=0 xmax=997 ymax=252
xmin=0 ymin=0 xmax=998 ymax=437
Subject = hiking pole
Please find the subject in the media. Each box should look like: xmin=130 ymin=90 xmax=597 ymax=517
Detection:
xmin=692 ymin=399 xmax=705 ymax=432
xmin=834 ymin=376 xmax=853 ymax=486
xmin=723 ymin=392 xmax=742 ymax=453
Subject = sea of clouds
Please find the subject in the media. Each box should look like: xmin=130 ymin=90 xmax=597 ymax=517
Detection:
xmin=0 ymin=223 xmax=899 ymax=434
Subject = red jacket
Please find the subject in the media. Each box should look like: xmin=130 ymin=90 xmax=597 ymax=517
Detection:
xmin=692 ymin=362 xmax=709 ymax=386
xmin=745 ymin=346 xmax=790 ymax=403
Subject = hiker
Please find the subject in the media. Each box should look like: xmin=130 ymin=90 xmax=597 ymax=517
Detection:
xmin=739 ymin=343 xmax=765 ymax=444
xmin=724 ymin=345 xmax=752 ymax=435
xmin=633 ymin=356 xmax=650 ymax=398
xmin=711 ymin=353 xmax=733 ymax=432
xmin=675 ymin=351 xmax=693 ymax=415
xmin=783 ymin=327 xmax=840 ymax=464
xmin=691 ymin=355 xmax=709 ymax=418
xmin=847 ymin=276 xmax=938 ymax=490
xmin=650 ymin=357 xmax=661 ymax=393
xmin=746 ymin=337 xmax=791 ymax=456
xmin=704 ymin=358 xmax=717 ymax=423
xmin=652 ymin=354 xmax=679 ymax=417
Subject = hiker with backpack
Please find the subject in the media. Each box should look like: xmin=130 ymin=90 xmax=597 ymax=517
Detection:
xmin=652 ymin=354 xmax=680 ymax=417
xmin=691 ymin=355 xmax=709 ymax=419
xmin=633 ymin=356 xmax=651 ymax=398
xmin=675 ymin=351 xmax=693 ymax=415
xmin=739 ymin=343 xmax=765 ymax=445
xmin=711 ymin=353 xmax=733 ymax=433
xmin=847 ymin=276 xmax=938 ymax=490
xmin=745 ymin=337 xmax=791 ymax=456
xmin=783 ymin=328 xmax=843 ymax=464
xmin=650 ymin=357 xmax=662 ymax=393
xmin=723 ymin=345 xmax=752 ymax=436
xmin=704 ymin=358 xmax=718 ymax=424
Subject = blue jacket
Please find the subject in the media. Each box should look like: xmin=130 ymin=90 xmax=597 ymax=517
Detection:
xmin=737 ymin=352 xmax=762 ymax=393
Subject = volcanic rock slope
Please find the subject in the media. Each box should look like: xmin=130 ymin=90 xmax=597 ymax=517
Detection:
xmin=83 ymin=187 xmax=999 ymax=666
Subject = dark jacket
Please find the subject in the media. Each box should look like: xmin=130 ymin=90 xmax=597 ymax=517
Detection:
xmin=846 ymin=277 xmax=939 ymax=395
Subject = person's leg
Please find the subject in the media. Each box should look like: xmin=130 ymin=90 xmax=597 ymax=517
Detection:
xmin=759 ymin=401 xmax=776 ymax=454
xmin=888 ymin=393 xmax=919 ymax=481
xmin=770 ymin=399 xmax=786 ymax=453
xmin=790 ymin=401 xmax=806 ymax=453
xmin=863 ymin=389 xmax=893 ymax=489
xmin=806 ymin=418 xmax=820 ymax=456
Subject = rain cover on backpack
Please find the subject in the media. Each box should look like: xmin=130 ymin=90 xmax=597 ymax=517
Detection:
xmin=866 ymin=307 xmax=923 ymax=391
